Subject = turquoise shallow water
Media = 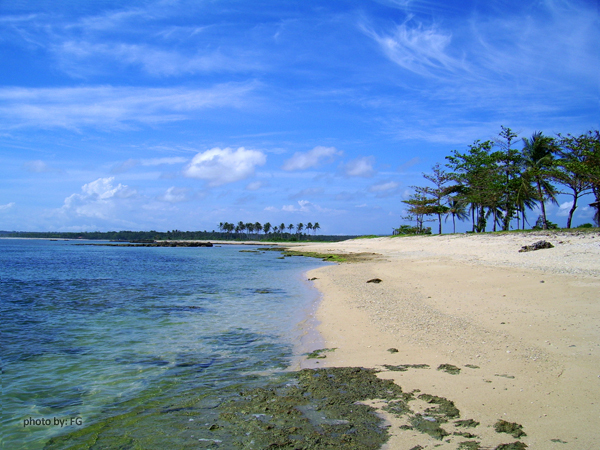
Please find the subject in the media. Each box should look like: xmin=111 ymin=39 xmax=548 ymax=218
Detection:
xmin=1 ymin=239 xmax=326 ymax=449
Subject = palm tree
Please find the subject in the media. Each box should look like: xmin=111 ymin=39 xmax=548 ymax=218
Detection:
xmin=263 ymin=222 xmax=271 ymax=235
xmin=306 ymin=222 xmax=313 ymax=237
xmin=246 ymin=222 xmax=254 ymax=239
xmin=313 ymin=222 xmax=320 ymax=235
xmin=522 ymin=132 xmax=558 ymax=230
xmin=296 ymin=223 xmax=304 ymax=240
xmin=287 ymin=224 xmax=294 ymax=237
xmin=254 ymin=222 xmax=262 ymax=237
xmin=445 ymin=198 xmax=469 ymax=233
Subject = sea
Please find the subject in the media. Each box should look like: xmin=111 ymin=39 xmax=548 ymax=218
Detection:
xmin=1 ymin=239 xmax=328 ymax=449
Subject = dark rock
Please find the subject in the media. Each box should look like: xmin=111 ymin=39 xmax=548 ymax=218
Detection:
xmin=367 ymin=278 xmax=382 ymax=283
xmin=518 ymin=240 xmax=554 ymax=252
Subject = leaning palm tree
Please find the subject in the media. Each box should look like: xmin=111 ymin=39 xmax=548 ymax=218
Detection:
xmin=521 ymin=132 xmax=558 ymax=230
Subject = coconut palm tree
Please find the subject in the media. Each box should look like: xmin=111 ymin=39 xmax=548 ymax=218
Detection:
xmin=313 ymin=222 xmax=320 ymax=235
xmin=254 ymin=222 xmax=262 ymax=238
xmin=263 ymin=222 xmax=271 ymax=235
xmin=521 ymin=132 xmax=558 ymax=230
xmin=445 ymin=198 xmax=469 ymax=233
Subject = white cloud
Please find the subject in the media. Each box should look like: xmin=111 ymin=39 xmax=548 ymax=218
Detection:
xmin=282 ymin=146 xmax=341 ymax=171
xmin=183 ymin=147 xmax=266 ymax=186
xmin=62 ymin=177 xmax=136 ymax=219
xmin=342 ymin=156 xmax=376 ymax=177
xmin=0 ymin=83 xmax=257 ymax=130
xmin=369 ymin=181 xmax=399 ymax=192
xmin=557 ymin=201 xmax=573 ymax=217
xmin=157 ymin=186 xmax=189 ymax=203
xmin=282 ymin=200 xmax=311 ymax=212
xmin=141 ymin=157 xmax=188 ymax=166
xmin=0 ymin=202 xmax=15 ymax=211
xmin=363 ymin=20 xmax=463 ymax=78
xmin=57 ymin=41 xmax=261 ymax=77
xmin=23 ymin=160 xmax=52 ymax=173
xmin=398 ymin=156 xmax=421 ymax=172
xmin=246 ymin=181 xmax=264 ymax=191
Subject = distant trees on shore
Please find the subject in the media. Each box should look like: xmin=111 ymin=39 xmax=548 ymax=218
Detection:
xmin=218 ymin=221 xmax=321 ymax=240
xmin=402 ymin=128 xmax=599 ymax=234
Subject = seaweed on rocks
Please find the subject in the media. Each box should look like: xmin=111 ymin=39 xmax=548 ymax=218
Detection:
xmin=494 ymin=442 xmax=528 ymax=450
xmin=455 ymin=419 xmax=480 ymax=428
xmin=410 ymin=414 xmax=449 ymax=440
xmin=306 ymin=348 xmax=336 ymax=359
xmin=494 ymin=420 xmax=526 ymax=438
xmin=437 ymin=364 xmax=461 ymax=375
xmin=383 ymin=363 xmax=430 ymax=372
xmin=417 ymin=394 xmax=460 ymax=421
xmin=218 ymin=367 xmax=404 ymax=449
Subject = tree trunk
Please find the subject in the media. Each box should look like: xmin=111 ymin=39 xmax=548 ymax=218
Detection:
xmin=566 ymin=195 xmax=578 ymax=229
xmin=537 ymin=181 xmax=548 ymax=230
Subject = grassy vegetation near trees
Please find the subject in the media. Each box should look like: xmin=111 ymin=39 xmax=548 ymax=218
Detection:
xmin=402 ymin=128 xmax=599 ymax=234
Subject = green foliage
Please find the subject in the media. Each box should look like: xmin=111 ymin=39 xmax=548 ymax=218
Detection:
xmin=393 ymin=225 xmax=432 ymax=236
xmin=532 ymin=215 xmax=558 ymax=230
xmin=577 ymin=223 xmax=594 ymax=228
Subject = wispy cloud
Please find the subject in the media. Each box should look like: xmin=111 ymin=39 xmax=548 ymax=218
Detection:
xmin=0 ymin=83 xmax=258 ymax=130
xmin=55 ymin=41 xmax=263 ymax=77
xmin=0 ymin=202 xmax=16 ymax=211
xmin=157 ymin=186 xmax=189 ymax=203
xmin=282 ymin=146 xmax=342 ymax=171
xmin=23 ymin=160 xmax=53 ymax=173
xmin=341 ymin=156 xmax=376 ymax=177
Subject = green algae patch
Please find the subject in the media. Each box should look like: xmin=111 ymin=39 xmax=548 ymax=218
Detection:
xmin=306 ymin=348 xmax=336 ymax=359
xmin=218 ymin=367 xmax=404 ymax=449
xmin=458 ymin=442 xmax=481 ymax=450
xmin=410 ymin=415 xmax=450 ymax=440
xmin=275 ymin=248 xmax=380 ymax=263
xmin=281 ymin=250 xmax=348 ymax=262
xmin=455 ymin=419 xmax=480 ymax=428
xmin=418 ymin=394 xmax=460 ymax=421
xmin=494 ymin=420 xmax=526 ymax=438
xmin=494 ymin=442 xmax=528 ymax=450
xmin=383 ymin=363 xmax=430 ymax=372
xmin=437 ymin=364 xmax=461 ymax=375
xmin=465 ymin=364 xmax=480 ymax=369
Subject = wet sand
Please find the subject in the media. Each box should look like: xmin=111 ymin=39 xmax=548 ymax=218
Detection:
xmin=292 ymin=232 xmax=600 ymax=449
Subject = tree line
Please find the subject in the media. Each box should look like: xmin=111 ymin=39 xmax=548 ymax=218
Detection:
xmin=402 ymin=128 xmax=600 ymax=234
xmin=218 ymin=221 xmax=321 ymax=240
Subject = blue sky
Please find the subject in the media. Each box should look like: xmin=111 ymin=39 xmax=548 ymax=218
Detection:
xmin=1 ymin=0 xmax=598 ymax=234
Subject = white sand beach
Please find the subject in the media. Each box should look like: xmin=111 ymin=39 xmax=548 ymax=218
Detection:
xmin=291 ymin=231 xmax=600 ymax=449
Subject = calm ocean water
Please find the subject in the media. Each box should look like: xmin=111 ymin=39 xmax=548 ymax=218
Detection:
xmin=1 ymin=239 xmax=327 ymax=449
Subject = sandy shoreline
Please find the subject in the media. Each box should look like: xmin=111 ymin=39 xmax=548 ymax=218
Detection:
xmin=292 ymin=232 xmax=600 ymax=449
